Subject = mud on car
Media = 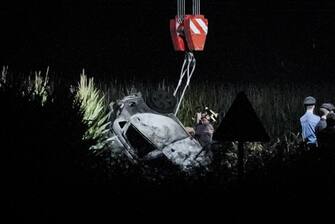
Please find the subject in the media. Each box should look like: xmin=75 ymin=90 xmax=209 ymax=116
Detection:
xmin=106 ymin=91 xmax=212 ymax=172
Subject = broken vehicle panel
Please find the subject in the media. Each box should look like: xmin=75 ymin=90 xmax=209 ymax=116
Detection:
xmin=108 ymin=92 xmax=211 ymax=172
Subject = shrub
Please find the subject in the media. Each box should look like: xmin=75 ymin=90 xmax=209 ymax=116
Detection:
xmin=75 ymin=70 xmax=111 ymax=152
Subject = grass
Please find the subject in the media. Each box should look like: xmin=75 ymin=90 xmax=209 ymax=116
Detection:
xmin=2 ymin=67 xmax=334 ymax=149
xmin=29 ymin=68 xmax=50 ymax=106
xmin=2 ymin=68 xmax=334 ymax=161
xmin=75 ymin=70 xmax=111 ymax=151
xmin=1 ymin=68 xmax=334 ymax=218
xmin=4 ymin=67 xmax=333 ymax=145
xmin=99 ymin=78 xmax=334 ymax=139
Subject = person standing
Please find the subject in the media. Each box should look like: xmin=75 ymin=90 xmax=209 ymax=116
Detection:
xmin=315 ymin=103 xmax=335 ymax=134
xmin=300 ymin=96 xmax=320 ymax=149
xmin=317 ymin=113 xmax=335 ymax=151
xmin=194 ymin=111 xmax=214 ymax=147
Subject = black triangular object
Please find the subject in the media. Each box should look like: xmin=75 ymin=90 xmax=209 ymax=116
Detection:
xmin=214 ymin=91 xmax=270 ymax=142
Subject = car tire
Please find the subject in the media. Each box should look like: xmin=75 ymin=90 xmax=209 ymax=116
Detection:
xmin=145 ymin=90 xmax=177 ymax=114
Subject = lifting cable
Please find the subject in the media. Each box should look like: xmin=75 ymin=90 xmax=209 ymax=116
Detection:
xmin=173 ymin=0 xmax=205 ymax=115
xmin=192 ymin=0 xmax=200 ymax=15
xmin=177 ymin=0 xmax=185 ymax=22
xmin=173 ymin=52 xmax=196 ymax=115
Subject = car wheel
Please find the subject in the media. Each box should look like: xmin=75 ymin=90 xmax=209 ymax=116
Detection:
xmin=145 ymin=90 xmax=177 ymax=114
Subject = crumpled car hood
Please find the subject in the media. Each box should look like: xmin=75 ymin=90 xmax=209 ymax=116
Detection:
xmin=130 ymin=113 xmax=188 ymax=149
xmin=161 ymin=137 xmax=211 ymax=171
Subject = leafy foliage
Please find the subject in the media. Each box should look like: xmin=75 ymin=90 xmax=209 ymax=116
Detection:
xmin=75 ymin=70 xmax=111 ymax=151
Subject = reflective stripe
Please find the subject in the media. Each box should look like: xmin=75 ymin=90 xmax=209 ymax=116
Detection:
xmin=195 ymin=18 xmax=208 ymax=34
xmin=190 ymin=20 xmax=201 ymax=34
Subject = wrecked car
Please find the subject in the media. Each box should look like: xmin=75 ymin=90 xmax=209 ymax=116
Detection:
xmin=107 ymin=91 xmax=212 ymax=172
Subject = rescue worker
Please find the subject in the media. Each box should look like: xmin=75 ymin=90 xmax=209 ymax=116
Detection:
xmin=194 ymin=110 xmax=214 ymax=147
xmin=300 ymin=96 xmax=320 ymax=149
xmin=315 ymin=103 xmax=335 ymax=134
xmin=317 ymin=113 xmax=335 ymax=151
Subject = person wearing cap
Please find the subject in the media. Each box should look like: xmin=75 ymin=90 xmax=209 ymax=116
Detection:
xmin=317 ymin=113 xmax=335 ymax=151
xmin=194 ymin=111 xmax=214 ymax=147
xmin=300 ymin=96 xmax=320 ymax=148
xmin=315 ymin=103 xmax=335 ymax=134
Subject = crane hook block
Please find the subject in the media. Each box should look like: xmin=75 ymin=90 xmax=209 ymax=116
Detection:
xmin=170 ymin=15 xmax=208 ymax=52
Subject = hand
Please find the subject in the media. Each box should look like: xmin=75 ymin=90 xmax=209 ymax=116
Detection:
xmin=196 ymin=112 xmax=201 ymax=123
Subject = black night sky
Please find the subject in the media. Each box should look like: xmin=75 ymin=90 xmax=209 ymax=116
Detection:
xmin=2 ymin=1 xmax=335 ymax=81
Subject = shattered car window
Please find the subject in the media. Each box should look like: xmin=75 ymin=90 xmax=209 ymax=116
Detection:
xmin=129 ymin=113 xmax=189 ymax=150
xmin=126 ymin=124 xmax=157 ymax=158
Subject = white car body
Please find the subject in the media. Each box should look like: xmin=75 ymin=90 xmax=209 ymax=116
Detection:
xmin=108 ymin=93 xmax=211 ymax=172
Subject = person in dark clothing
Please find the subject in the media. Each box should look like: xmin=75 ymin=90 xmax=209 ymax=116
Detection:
xmin=194 ymin=111 xmax=214 ymax=147
xmin=315 ymin=103 xmax=335 ymax=134
xmin=317 ymin=113 xmax=335 ymax=151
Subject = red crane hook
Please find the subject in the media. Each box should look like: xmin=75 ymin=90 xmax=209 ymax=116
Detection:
xmin=170 ymin=0 xmax=208 ymax=52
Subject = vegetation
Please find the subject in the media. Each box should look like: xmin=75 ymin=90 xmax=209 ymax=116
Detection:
xmin=30 ymin=68 xmax=50 ymax=106
xmin=75 ymin=70 xmax=111 ymax=151
xmin=99 ymin=78 xmax=334 ymax=138
xmin=1 ymin=68 xmax=334 ymax=220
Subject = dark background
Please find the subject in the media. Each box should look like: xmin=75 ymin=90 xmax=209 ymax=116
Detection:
xmin=1 ymin=0 xmax=335 ymax=81
xmin=2 ymin=2 xmax=335 ymax=220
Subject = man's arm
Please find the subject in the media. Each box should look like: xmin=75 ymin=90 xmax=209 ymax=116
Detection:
xmin=195 ymin=112 xmax=201 ymax=124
